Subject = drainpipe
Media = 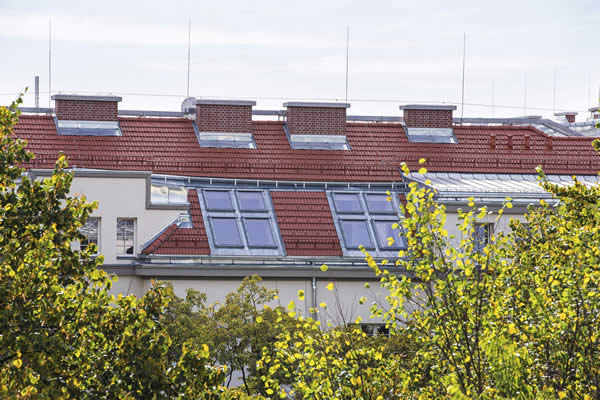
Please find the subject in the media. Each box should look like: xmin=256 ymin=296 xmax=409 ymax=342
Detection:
xmin=311 ymin=277 xmax=318 ymax=321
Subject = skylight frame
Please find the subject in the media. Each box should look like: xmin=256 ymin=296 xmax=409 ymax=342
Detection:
xmin=289 ymin=134 xmax=351 ymax=151
xmin=405 ymin=127 xmax=457 ymax=144
xmin=196 ymin=131 xmax=257 ymax=149
xmin=328 ymin=191 xmax=405 ymax=258
xmin=198 ymin=188 xmax=284 ymax=256
xmin=55 ymin=119 xmax=122 ymax=137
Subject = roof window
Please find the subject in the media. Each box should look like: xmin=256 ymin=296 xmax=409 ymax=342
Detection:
xmin=328 ymin=191 xmax=406 ymax=258
xmin=150 ymin=184 xmax=188 ymax=205
xmin=197 ymin=132 xmax=256 ymax=149
xmin=198 ymin=189 xmax=284 ymax=256
xmin=405 ymin=127 xmax=457 ymax=144
xmin=56 ymin=119 xmax=122 ymax=136
xmin=289 ymin=134 xmax=350 ymax=150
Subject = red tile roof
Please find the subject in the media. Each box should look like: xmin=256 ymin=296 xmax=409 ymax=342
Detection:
xmin=143 ymin=189 xmax=210 ymax=255
xmin=14 ymin=115 xmax=600 ymax=179
xmin=271 ymin=191 xmax=342 ymax=257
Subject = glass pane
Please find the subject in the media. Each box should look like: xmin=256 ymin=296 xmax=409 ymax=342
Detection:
xmin=151 ymin=185 xmax=169 ymax=203
xmin=205 ymin=191 xmax=233 ymax=210
xmin=211 ymin=218 xmax=243 ymax=247
xmin=244 ymin=219 xmax=275 ymax=247
xmin=238 ymin=192 xmax=265 ymax=210
xmin=374 ymin=221 xmax=401 ymax=248
xmin=80 ymin=218 xmax=99 ymax=252
xmin=168 ymin=187 xmax=187 ymax=203
xmin=117 ymin=219 xmax=135 ymax=255
xmin=474 ymin=224 xmax=491 ymax=252
xmin=366 ymin=194 xmax=394 ymax=213
xmin=334 ymin=193 xmax=362 ymax=213
xmin=340 ymin=220 xmax=372 ymax=248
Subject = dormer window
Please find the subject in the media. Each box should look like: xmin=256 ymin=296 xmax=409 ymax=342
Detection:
xmin=405 ymin=127 xmax=457 ymax=144
xmin=289 ymin=134 xmax=350 ymax=150
xmin=197 ymin=132 xmax=256 ymax=149
xmin=56 ymin=119 xmax=122 ymax=136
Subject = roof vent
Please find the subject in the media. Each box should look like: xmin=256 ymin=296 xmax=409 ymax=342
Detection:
xmin=194 ymin=100 xmax=256 ymax=148
xmin=181 ymin=97 xmax=197 ymax=114
xmin=399 ymin=104 xmax=457 ymax=143
xmin=52 ymin=94 xmax=122 ymax=136
xmin=283 ymin=102 xmax=351 ymax=150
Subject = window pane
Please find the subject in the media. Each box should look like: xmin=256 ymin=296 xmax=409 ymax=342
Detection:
xmin=366 ymin=194 xmax=394 ymax=213
xmin=211 ymin=218 xmax=243 ymax=247
xmin=244 ymin=219 xmax=275 ymax=247
xmin=474 ymin=223 xmax=491 ymax=252
xmin=151 ymin=185 xmax=168 ymax=203
xmin=205 ymin=191 xmax=233 ymax=210
xmin=80 ymin=218 xmax=99 ymax=253
xmin=117 ymin=219 xmax=135 ymax=255
xmin=340 ymin=220 xmax=372 ymax=248
xmin=168 ymin=187 xmax=188 ymax=203
xmin=238 ymin=192 xmax=265 ymax=210
xmin=374 ymin=221 xmax=402 ymax=248
xmin=334 ymin=193 xmax=362 ymax=213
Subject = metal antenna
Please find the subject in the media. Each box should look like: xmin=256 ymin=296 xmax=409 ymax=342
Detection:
xmin=48 ymin=20 xmax=52 ymax=108
xmin=460 ymin=32 xmax=466 ymax=121
xmin=345 ymin=25 xmax=350 ymax=102
xmin=186 ymin=20 xmax=191 ymax=97
xmin=523 ymin=73 xmax=527 ymax=115
xmin=587 ymin=72 xmax=591 ymax=109
xmin=491 ymin=80 xmax=495 ymax=118
xmin=553 ymin=69 xmax=557 ymax=114
xmin=35 ymin=76 xmax=39 ymax=108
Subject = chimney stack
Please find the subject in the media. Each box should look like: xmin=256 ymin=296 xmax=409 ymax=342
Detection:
xmin=554 ymin=111 xmax=578 ymax=124
xmin=52 ymin=94 xmax=121 ymax=121
xmin=195 ymin=100 xmax=255 ymax=133
xmin=399 ymin=104 xmax=456 ymax=129
xmin=590 ymin=107 xmax=600 ymax=121
xmin=284 ymin=102 xmax=350 ymax=135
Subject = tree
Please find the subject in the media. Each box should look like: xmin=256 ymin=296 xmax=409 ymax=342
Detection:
xmin=0 ymin=94 xmax=227 ymax=398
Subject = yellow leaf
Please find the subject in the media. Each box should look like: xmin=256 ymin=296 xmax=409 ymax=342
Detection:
xmin=508 ymin=323 xmax=518 ymax=335
xmin=12 ymin=359 xmax=22 ymax=369
xmin=256 ymin=316 xmax=263 ymax=323
xmin=326 ymin=282 xmax=335 ymax=291
xmin=419 ymin=158 xmax=426 ymax=164
xmin=418 ymin=167 xmax=427 ymax=175
xmin=319 ymin=302 xmax=327 ymax=308
xmin=558 ymin=392 xmax=566 ymax=399
xmin=297 ymin=290 xmax=305 ymax=300
xmin=320 ymin=264 xmax=328 ymax=272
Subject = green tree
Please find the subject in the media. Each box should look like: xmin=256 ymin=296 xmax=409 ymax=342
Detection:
xmin=0 ymin=94 xmax=227 ymax=398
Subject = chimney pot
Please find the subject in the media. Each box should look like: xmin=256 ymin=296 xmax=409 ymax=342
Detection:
xmin=195 ymin=99 xmax=255 ymax=133
xmin=490 ymin=134 xmax=496 ymax=149
xmin=554 ymin=111 xmax=578 ymax=124
xmin=524 ymin=134 xmax=530 ymax=149
xmin=507 ymin=134 xmax=513 ymax=149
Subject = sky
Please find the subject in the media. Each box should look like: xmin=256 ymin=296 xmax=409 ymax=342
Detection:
xmin=1 ymin=0 xmax=599 ymax=119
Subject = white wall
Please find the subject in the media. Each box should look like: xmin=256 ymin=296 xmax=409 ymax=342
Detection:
xmin=70 ymin=176 xmax=184 ymax=264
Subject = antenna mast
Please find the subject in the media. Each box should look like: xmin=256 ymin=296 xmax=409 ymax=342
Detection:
xmin=553 ymin=69 xmax=557 ymax=114
xmin=345 ymin=25 xmax=349 ymax=102
xmin=187 ymin=20 xmax=191 ymax=97
xmin=460 ymin=32 xmax=466 ymax=121
xmin=48 ymin=20 xmax=52 ymax=108
xmin=523 ymin=73 xmax=527 ymax=115
xmin=491 ymin=80 xmax=495 ymax=118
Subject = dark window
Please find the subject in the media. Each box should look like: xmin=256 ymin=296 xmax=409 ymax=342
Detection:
xmin=366 ymin=194 xmax=394 ymax=214
xmin=374 ymin=220 xmax=402 ymax=249
xmin=334 ymin=193 xmax=362 ymax=213
xmin=474 ymin=223 xmax=492 ymax=253
xmin=205 ymin=191 xmax=234 ymax=211
xmin=341 ymin=220 xmax=373 ymax=248
xmin=116 ymin=218 xmax=135 ymax=255
xmin=80 ymin=218 xmax=99 ymax=253
xmin=244 ymin=218 xmax=275 ymax=247
xmin=238 ymin=192 xmax=266 ymax=211
xmin=211 ymin=217 xmax=243 ymax=247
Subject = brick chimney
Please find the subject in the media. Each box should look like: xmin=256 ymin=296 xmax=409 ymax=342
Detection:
xmin=399 ymin=104 xmax=456 ymax=129
xmin=52 ymin=94 xmax=121 ymax=121
xmin=554 ymin=111 xmax=578 ymax=124
xmin=284 ymin=102 xmax=350 ymax=135
xmin=195 ymin=100 xmax=255 ymax=132
xmin=590 ymin=107 xmax=600 ymax=121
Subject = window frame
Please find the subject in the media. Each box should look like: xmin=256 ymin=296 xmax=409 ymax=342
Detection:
xmin=116 ymin=218 xmax=137 ymax=256
xmin=208 ymin=216 xmax=245 ymax=248
xmin=79 ymin=217 xmax=100 ymax=255
xmin=473 ymin=222 xmax=493 ymax=253
xmin=198 ymin=188 xmax=284 ymax=256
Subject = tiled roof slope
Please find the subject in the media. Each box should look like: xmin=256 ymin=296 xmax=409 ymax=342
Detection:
xmin=142 ymin=189 xmax=210 ymax=255
xmin=271 ymin=191 xmax=343 ymax=257
xmin=14 ymin=115 xmax=600 ymax=178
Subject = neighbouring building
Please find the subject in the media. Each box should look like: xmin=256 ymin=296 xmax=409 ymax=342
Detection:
xmin=12 ymin=93 xmax=600 ymax=328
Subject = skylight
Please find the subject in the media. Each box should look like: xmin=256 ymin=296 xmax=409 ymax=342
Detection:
xmin=56 ymin=120 xmax=122 ymax=136
xmin=197 ymin=132 xmax=256 ymax=149
xmin=289 ymin=134 xmax=350 ymax=150
xmin=150 ymin=184 xmax=188 ymax=205
xmin=198 ymin=189 xmax=283 ymax=256
xmin=405 ymin=127 xmax=457 ymax=144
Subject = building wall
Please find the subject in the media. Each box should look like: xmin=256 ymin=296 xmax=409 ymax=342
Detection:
xmin=70 ymin=176 xmax=184 ymax=264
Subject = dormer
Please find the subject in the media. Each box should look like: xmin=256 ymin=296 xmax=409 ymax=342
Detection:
xmin=194 ymin=100 xmax=256 ymax=148
xmin=284 ymin=102 xmax=351 ymax=150
xmin=399 ymin=104 xmax=457 ymax=143
xmin=52 ymin=94 xmax=122 ymax=136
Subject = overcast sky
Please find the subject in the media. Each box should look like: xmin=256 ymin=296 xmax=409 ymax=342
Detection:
xmin=1 ymin=0 xmax=599 ymax=119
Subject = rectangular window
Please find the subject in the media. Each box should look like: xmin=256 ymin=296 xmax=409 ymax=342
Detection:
xmin=56 ymin=119 xmax=122 ymax=136
xmin=210 ymin=217 xmax=243 ymax=247
xmin=151 ymin=184 xmax=188 ymax=204
xmin=474 ymin=223 xmax=493 ymax=253
xmin=198 ymin=189 xmax=284 ymax=256
xmin=329 ymin=191 xmax=405 ymax=257
xmin=340 ymin=220 xmax=373 ymax=248
xmin=289 ymin=134 xmax=350 ymax=150
xmin=198 ymin=132 xmax=256 ymax=149
xmin=116 ymin=218 xmax=136 ymax=255
xmin=205 ymin=190 xmax=234 ymax=211
xmin=80 ymin=217 xmax=99 ymax=254
xmin=243 ymin=218 xmax=276 ymax=247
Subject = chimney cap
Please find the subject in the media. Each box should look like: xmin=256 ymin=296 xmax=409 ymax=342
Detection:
xmin=399 ymin=104 xmax=457 ymax=111
xmin=554 ymin=111 xmax=578 ymax=116
xmin=284 ymin=102 xmax=350 ymax=109
xmin=51 ymin=94 xmax=122 ymax=102
xmin=195 ymin=99 xmax=256 ymax=106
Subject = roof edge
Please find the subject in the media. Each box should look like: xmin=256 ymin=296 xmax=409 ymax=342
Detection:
xmin=399 ymin=104 xmax=457 ymax=111
xmin=195 ymin=99 xmax=256 ymax=106
xmin=51 ymin=94 xmax=122 ymax=102
xmin=284 ymin=102 xmax=351 ymax=109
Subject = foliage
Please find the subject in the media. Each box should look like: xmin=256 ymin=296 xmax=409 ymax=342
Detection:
xmin=0 ymin=94 xmax=227 ymax=398
xmin=163 ymin=275 xmax=295 ymax=396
